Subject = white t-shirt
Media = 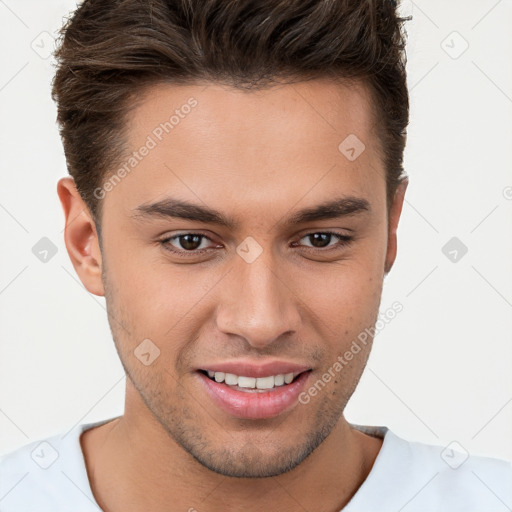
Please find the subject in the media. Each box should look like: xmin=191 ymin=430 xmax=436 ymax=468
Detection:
xmin=1 ymin=416 xmax=511 ymax=511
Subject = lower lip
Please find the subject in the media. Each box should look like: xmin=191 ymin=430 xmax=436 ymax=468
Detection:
xmin=197 ymin=371 xmax=310 ymax=420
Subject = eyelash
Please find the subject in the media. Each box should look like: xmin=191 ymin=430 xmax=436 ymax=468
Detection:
xmin=159 ymin=231 xmax=354 ymax=257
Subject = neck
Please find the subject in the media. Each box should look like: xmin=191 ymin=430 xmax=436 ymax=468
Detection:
xmin=81 ymin=388 xmax=382 ymax=512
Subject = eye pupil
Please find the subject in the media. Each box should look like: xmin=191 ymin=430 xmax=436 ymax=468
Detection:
xmin=180 ymin=234 xmax=202 ymax=250
xmin=309 ymin=233 xmax=331 ymax=248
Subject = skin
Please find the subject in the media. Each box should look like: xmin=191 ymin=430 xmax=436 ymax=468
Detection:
xmin=57 ymin=78 xmax=408 ymax=512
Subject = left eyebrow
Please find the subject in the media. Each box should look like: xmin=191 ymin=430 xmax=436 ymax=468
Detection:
xmin=131 ymin=195 xmax=371 ymax=230
xmin=282 ymin=196 xmax=371 ymax=227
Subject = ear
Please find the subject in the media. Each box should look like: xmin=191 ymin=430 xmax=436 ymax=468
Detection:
xmin=57 ymin=177 xmax=105 ymax=296
xmin=384 ymin=176 xmax=408 ymax=275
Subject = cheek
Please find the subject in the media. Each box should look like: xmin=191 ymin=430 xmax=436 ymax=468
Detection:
xmin=104 ymin=231 xmax=207 ymax=314
xmin=294 ymin=257 xmax=383 ymax=323
xmin=103 ymin=240 xmax=222 ymax=358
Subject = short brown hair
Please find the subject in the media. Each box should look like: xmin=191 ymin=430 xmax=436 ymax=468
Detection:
xmin=52 ymin=0 xmax=410 ymax=230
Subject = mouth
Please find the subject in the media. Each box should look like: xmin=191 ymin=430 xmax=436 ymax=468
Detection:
xmin=197 ymin=369 xmax=308 ymax=392
xmin=196 ymin=367 xmax=312 ymax=419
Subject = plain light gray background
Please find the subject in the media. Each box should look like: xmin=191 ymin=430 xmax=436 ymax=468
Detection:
xmin=1 ymin=0 xmax=511 ymax=462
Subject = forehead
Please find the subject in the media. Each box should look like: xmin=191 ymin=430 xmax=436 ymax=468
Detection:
xmin=104 ymin=78 xmax=385 ymax=224
xmin=126 ymin=78 xmax=378 ymax=153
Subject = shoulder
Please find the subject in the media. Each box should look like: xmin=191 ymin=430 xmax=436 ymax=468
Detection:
xmin=346 ymin=426 xmax=512 ymax=512
xmin=0 ymin=434 xmax=73 ymax=512
xmin=0 ymin=417 xmax=118 ymax=512
xmin=401 ymin=433 xmax=512 ymax=508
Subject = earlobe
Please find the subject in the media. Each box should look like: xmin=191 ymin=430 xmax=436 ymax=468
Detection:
xmin=384 ymin=176 xmax=408 ymax=275
xmin=57 ymin=177 xmax=105 ymax=297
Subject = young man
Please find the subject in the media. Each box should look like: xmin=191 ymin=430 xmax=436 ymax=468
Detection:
xmin=1 ymin=1 xmax=510 ymax=511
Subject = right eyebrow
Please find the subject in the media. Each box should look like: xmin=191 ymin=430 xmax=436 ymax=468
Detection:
xmin=131 ymin=197 xmax=239 ymax=229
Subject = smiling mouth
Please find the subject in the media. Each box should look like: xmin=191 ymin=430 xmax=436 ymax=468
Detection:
xmin=198 ymin=369 xmax=311 ymax=392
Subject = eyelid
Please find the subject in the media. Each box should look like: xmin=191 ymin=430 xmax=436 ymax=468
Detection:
xmin=159 ymin=230 xmax=354 ymax=257
xmin=159 ymin=232 xmax=219 ymax=253
xmin=293 ymin=230 xmax=353 ymax=250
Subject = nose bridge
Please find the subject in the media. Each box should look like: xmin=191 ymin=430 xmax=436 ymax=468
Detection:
xmin=216 ymin=244 xmax=301 ymax=348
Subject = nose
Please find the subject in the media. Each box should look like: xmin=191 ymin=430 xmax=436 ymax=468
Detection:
xmin=215 ymin=246 xmax=302 ymax=350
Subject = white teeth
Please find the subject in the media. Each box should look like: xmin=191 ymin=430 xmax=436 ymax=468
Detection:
xmin=206 ymin=370 xmax=304 ymax=389
xmin=238 ymin=376 xmax=256 ymax=388
xmin=256 ymin=376 xmax=275 ymax=389
xmin=224 ymin=373 xmax=238 ymax=385
xmin=274 ymin=374 xmax=285 ymax=386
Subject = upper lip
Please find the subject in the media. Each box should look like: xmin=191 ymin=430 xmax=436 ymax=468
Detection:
xmin=197 ymin=360 xmax=312 ymax=378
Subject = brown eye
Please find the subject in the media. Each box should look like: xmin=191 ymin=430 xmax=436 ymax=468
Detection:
xmin=160 ymin=233 xmax=216 ymax=255
xmin=174 ymin=234 xmax=204 ymax=251
xmin=295 ymin=232 xmax=353 ymax=250
xmin=306 ymin=233 xmax=333 ymax=248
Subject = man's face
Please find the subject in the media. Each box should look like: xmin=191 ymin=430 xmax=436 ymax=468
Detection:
xmin=95 ymin=79 xmax=403 ymax=477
